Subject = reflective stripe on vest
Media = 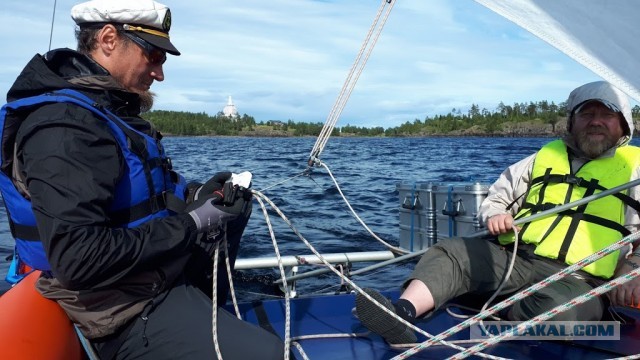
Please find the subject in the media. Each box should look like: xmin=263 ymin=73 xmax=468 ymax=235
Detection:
xmin=0 ymin=89 xmax=187 ymax=276
xmin=499 ymin=139 xmax=640 ymax=278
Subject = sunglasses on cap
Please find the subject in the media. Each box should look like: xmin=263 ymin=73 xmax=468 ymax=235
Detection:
xmin=121 ymin=31 xmax=167 ymax=65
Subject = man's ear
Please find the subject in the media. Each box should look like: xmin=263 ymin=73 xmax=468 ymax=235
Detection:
xmin=94 ymin=24 xmax=120 ymax=56
xmin=567 ymin=115 xmax=573 ymax=132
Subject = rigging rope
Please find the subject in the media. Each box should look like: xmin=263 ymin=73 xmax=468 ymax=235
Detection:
xmin=211 ymin=240 xmax=223 ymax=359
xmin=254 ymin=195 xmax=293 ymax=360
xmin=249 ymin=189 xmax=506 ymax=360
xmin=319 ymin=160 xmax=408 ymax=255
xmin=308 ymin=0 xmax=396 ymax=166
xmin=212 ymin=187 xmax=640 ymax=360
xmin=449 ymin=266 xmax=640 ymax=360
xmin=49 ymin=0 xmax=57 ymax=51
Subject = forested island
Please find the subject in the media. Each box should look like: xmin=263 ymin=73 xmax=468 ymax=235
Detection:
xmin=143 ymin=100 xmax=640 ymax=137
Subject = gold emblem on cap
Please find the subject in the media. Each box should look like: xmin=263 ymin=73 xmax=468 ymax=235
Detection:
xmin=163 ymin=9 xmax=172 ymax=32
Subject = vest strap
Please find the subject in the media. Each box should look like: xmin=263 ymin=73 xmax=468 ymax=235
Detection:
xmin=110 ymin=191 xmax=187 ymax=225
xmin=164 ymin=191 xmax=187 ymax=213
xmin=530 ymin=173 xmax=640 ymax=212
xmin=9 ymin=221 xmax=39 ymax=241
xmin=558 ymin=178 xmax=598 ymax=261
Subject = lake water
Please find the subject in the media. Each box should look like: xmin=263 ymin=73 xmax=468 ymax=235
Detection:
xmin=2 ymin=136 xmax=637 ymax=297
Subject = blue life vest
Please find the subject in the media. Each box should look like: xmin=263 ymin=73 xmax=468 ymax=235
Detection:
xmin=0 ymin=89 xmax=187 ymax=284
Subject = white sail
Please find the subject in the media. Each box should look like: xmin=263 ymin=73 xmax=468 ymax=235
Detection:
xmin=475 ymin=0 xmax=640 ymax=102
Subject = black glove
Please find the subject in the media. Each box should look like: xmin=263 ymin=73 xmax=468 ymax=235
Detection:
xmin=187 ymin=187 xmax=251 ymax=234
xmin=194 ymin=171 xmax=232 ymax=200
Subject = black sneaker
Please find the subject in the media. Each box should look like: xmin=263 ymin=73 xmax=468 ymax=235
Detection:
xmin=355 ymin=288 xmax=417 ymax=344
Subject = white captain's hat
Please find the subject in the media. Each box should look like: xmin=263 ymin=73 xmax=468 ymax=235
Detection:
xmin=71 ymin=0 xmax=180 ymax=55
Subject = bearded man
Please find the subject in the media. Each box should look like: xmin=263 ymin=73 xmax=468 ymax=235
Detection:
xmin=0 ymin=1 xmax=285 ymax=358
xmin=355 ymin=81 xmax=640 ymax=345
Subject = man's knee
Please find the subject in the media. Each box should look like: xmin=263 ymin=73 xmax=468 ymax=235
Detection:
xmin=508 ymin=294 xmax=604 ymax=322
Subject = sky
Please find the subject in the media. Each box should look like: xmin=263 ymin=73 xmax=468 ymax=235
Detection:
xmin=0 ymin=1 xmax=604 ymax=129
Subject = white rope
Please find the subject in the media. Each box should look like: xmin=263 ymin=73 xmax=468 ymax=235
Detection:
xmin=309 ymin=0 xmax=396 ymax=163
xmin=258 ymin=170 xmax=309 ymax=193
xmin=224 ymin=237 xmax=242 ymax=319
xmin=448 ymin=266 xmax=640 ymax=360
xmin=254 ymin=194 xmax=293 ymax=360
xmin=250 ymin=189 xmax=506 ymax=360
xmin=319 ymin=160 xmax=409 ymax=255
xmin=211 ymin=239 xmax=223 ymax=359
xmin=291 ymin=341 xmax=310 ymax=360
xmin=210 ymin=165 xmax=640 ymax=359
xmin=392 ymin=231 xmax=640 ymax=359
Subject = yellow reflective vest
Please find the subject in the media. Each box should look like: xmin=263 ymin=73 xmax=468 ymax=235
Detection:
xmin=499 ymin=140 xmax=640 ymax=278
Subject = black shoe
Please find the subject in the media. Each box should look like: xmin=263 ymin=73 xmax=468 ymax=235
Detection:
xmin=355 ymin=288 xmax=417 ymax=344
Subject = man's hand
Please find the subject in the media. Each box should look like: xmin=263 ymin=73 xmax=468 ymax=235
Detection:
xmin=610 ymin=257 xmax=640 ymax=307
xmin=195 ymin=171 xmax=232 ymax=200
xmin=486 ymin=214 xmax=518 ymax=235
xmin=187 ymin=192 xmax=247 ymax=234
xmin=187 ymin=179 xmax=253 ymax=234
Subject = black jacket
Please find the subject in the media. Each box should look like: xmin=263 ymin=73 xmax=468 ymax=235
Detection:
xmin=7 ymin=48 xmax=198 ymax=338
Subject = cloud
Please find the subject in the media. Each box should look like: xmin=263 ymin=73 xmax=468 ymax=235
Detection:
xmin=0 ymin=0 xmax=602 ymax=128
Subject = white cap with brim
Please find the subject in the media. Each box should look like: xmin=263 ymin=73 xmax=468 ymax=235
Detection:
xmin=71 ymin=0 xmax=180 ymax=56
xmin=566 ymin=81 xmax=633 ymax=139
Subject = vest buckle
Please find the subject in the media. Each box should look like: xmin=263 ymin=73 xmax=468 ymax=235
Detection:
xmin=563 ymin=174 xmax=583 ymax=186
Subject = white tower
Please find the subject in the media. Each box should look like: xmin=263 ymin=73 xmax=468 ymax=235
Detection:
xmin=223 ymin=95 xmax=239 ymax=119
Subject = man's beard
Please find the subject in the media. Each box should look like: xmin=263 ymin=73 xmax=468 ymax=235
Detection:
xmin=572 ymin=126 xmax=618 ymax=158
xmin=138 ymin=91 xmax=155 ymax=113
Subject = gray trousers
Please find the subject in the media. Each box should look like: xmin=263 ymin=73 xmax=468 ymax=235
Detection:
xmin=408 ymin=237 xmax=605 ymax=321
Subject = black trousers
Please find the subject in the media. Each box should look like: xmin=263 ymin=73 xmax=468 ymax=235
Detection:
xmin=93 ymin=214 xmax=285 ymax=359
xmin=93 ymin=277 xmax=285 ymax=360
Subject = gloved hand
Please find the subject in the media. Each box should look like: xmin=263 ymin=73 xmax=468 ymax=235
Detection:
xmin=187 ymin=187 xmax=251 ymax=234
xmin=194 ymin=171 xmax=232 ymax=200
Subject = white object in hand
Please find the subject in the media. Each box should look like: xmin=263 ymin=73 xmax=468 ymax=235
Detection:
xmin=227 ymin=171 xmax=252 ymax=188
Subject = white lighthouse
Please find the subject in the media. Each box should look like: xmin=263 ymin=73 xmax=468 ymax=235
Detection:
xmin=223 ymin=95 xmax=239 ymax=119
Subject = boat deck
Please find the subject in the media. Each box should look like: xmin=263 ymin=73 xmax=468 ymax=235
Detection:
xmin=232 ymin=291 xmax=640 ymax=359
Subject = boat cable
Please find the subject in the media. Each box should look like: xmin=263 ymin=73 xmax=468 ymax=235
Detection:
xmin=254 ymin=194 xmax=294 ymax=359
xmin=445 ymin=227 xmax=521 ymax=327
xmin=257 ymin=169 xmax=309 ymax=193
xmin=225 ymin=240 xmax=242 ymax=319
xmin=248 ymin=189 xmax=507 ymax=360
xmin=308 ymin=0 xmax=395 ymax=167
xmin=218 ymin=152 xmax=640 ymax=358
xmin=221 ymin=186 xmax=640 ymax=359
xmin=291 ymin=342 xmax=311 ymax=360
xmin=446 ymin=265 xmax=640 ymax=360
xmin=319 ymin=160 xmax=409 ymax=255
xmin=211 ymin=240 xmax=224 ymax=359
xmin=49 ymin=0 xmax=57 ymax=51
xmin=234 ymin=172 xmax=640 ymax=359
xmin=392 ymin=230 xmax=640 ymax=360
xmin=472 ymin=176 xmax=640 ymax=238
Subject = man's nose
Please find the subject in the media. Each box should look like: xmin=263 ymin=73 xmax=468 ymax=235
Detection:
xmin=151 ymin=65 xmax=164 ymax=82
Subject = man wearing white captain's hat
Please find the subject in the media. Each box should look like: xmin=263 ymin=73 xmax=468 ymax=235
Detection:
xmin=1 ymin=0 xmax=286 ymax=358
